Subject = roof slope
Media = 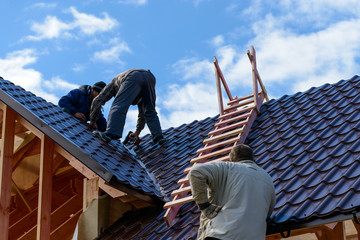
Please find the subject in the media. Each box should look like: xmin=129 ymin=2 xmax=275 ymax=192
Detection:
xmin=248 ymin=75 xmax=360 ymax=231
xmin=0 ymin=78 xmax=163 ymax=199
xmin=99 ymin=75 xmax=360 ymax=239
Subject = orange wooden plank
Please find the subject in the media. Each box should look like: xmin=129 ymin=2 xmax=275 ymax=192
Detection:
xmin=9 ymin=207 xmax=37 ymax=239
xmin=214 ymin=112 xmax=251 ymax=127
xmin=37 ymin=134 xmax=54 ymax=240
xmin=50 ymin=210 xmax=81 ymax=240
xmin=203 ymin=128 xmax=243 ymax=145
xmin=184 ymin=155 xmax=231 ymax=174
xmin=163 ymin=195 xmax=193 ymax=209
xmin=208 ymin=120 xmax=247 ymax=135
xmin=196 ymin=136 xmax=240 ymax=154
xmin=190 ymin=146 xmax=233 ymax=164
xmin=224 ymin=98 xmax=254 ymax=112
xmin=0 ymin=106 xmax=16 ymax=240
xmin=171 ymin=186 xmax=192 ymax=197
xmin=227 ymin=93 xmax=254 ymax=105
xmin=218 ymin=106 xmax=254 ymax=120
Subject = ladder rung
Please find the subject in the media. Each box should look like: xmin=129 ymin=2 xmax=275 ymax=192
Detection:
xmin=227 ymin=94 xmax=254 ymax=105
xmin=224 ymin=99 xmax=254 ymax=112
xmin=163 ymin=195 xmax=193 ymax=209
xmin=178 ymin=176 xmax=189 ymax=185
xmin=196 ymin=137 xmax=240 ymax=154
xmin=184 ymin=155 xmax=230 ymax=174
xmin=190 ymin=146 xmax=233 ymax=164
xmin=209 ymin=120 xmax=247 ymax=135
xmin=203 ymin=128 xmax=243 ymax=145
xmin=171 ymin=186 xmax=192 ymax=196
xmin=218 ymin=106 xmax=254 ymax=120
xmin=215 ymin=112 xmax=251 ymax=127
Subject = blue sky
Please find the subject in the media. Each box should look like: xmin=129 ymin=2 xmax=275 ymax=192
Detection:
xmin=1 ymin=0 xmax=360 ymax=137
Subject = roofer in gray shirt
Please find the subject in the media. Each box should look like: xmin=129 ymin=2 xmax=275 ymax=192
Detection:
xmin=90 ymin=69 xmax=166 ymax=146
xmin=189 ymin=144 xmax=276 ymax=240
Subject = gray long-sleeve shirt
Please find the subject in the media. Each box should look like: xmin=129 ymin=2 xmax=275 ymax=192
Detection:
xmin=89 ymin=69 xmax=148 ymax=132
xmin=189 ymin=161 xmax=276 ymax=240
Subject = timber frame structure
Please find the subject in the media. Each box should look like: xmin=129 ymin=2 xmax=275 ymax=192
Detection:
xmin=0 ymin=81 xmax=158 ymax=239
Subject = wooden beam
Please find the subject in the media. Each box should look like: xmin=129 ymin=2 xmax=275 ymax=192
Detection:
xmin=37 ymin=134 xmax=54 ymax=240
xmin=54 ymin=144 xmax=127 ymax=199
xmin=9 ymin=207 xmax=38 ymax=239
xmin=50 ymin=210 xmax=81 ymax=240
xmin=0 ymin=106 xmax=16 ymax=240
xmin=16 ymin=115 xmax=42 ymax=138
xmin=83 ymin=177 xmax=99 ymax=211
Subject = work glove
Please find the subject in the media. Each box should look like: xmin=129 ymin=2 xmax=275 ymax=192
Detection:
xmin=199 ymin=203 xmax=222 ymax=219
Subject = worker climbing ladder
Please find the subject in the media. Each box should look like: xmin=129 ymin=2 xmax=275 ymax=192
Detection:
xmin=163 ymin=46 xmax=269 ymax=227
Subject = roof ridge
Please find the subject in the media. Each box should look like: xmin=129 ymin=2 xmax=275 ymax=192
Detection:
xmin=119 ymin=143 xmax=168 ymax=201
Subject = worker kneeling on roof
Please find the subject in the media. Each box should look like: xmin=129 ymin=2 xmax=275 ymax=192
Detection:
xmin=59 ymin=81 xmax=107 ymax=132
xmin=90 ymin=69 xmax=166 ymax=146
xmin=189 ymin=144 xmax=276 ymax=240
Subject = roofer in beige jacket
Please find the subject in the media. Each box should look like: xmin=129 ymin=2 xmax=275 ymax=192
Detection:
xmin=189 ymin=144 xmax=276 ymax=240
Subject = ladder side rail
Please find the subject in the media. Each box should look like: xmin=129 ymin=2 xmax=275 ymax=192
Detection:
xmin=214 ymin=57 xmax=233 ymax=101
xmin=247 ymin=46 xmax=269 ymax=102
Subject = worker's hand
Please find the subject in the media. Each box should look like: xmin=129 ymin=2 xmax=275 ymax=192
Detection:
xmin=202 ymin=203 xmax=222 ymax=219
xmin=74 ymin=112 xmax=86 ymax=122
xmin=129 ymin=130 xmax=140 ymax=141
xmin=89 ymin=121 xmax=98 ymax=130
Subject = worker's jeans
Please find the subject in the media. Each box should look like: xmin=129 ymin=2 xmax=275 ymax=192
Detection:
xmin=106 ymin=70 xmax=163 ymax=139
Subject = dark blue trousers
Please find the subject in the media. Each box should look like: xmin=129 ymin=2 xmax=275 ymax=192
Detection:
xmin=106 ymin=70 xmax=163 ymax=139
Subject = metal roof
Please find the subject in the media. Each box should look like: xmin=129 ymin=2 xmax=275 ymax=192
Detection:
xmin=98 ymin=75 xmax=360 ymax=239
xmin=0 ymin=78 xmax=163 ymax=199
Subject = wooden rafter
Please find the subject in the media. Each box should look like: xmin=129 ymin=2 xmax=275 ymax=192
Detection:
xmin=0 ymin=105 xmax=16 ymax=240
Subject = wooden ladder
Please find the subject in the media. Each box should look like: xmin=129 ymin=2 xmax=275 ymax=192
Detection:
xmin=163 ymin=46 xmax=269 ymax=227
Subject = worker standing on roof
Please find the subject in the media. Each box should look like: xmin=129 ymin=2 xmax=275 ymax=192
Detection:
xmin=189 ymin=144 xmax=276 ymax=240
xmin=89 ymin=69 xmax=166 ymax=146
xmin=59 ymin=81 xmax=107 ymax=132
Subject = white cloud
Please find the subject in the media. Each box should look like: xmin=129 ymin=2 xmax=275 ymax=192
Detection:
xmin=0 ymin=49 xmax=77 ymax=104
xmin=160 ymin=83 xmax=219 ymax=128
xmin=44 ymin=76 xmax=79 ymax=91
xmin=27 ymin=16 xmax=72 ymax=40
xmin=172 ymin=57 xmax=213 ymax=81
xmin=211 ymin=35 xmax=224 ymax=47
xmin=251 ymin=17 xmax=360 ymax=92
xmin=69 ymin=7 xmax=118 ymax=35
xmin=92 ymin=39 xmax=131 ymax=63
xmin=26 ymin=7 xmax=118 ymax=41
xmin=26 ymin=3 xmax=57 ymax=10
xmin=118 ymin=0 xmax=147 ymax=5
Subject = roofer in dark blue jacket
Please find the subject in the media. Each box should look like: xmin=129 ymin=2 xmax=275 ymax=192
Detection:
xmin=59 ymin=81 xmax=107 ymax=132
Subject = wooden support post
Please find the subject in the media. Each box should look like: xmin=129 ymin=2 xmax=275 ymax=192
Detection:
xmin=352 ymin=218 xmax=360 ymax=239
xmin=83 ymin=177 xmax=99 ymax=211
xmin=249 ymin=46 xmax=259 ymax=113
xmin=0 ymin=106 xmax=15 ymax=240
xmin=315 ymin=222 xmax=345 ymax=240
xmin=36 ymin=134 xmax=54 ymax=240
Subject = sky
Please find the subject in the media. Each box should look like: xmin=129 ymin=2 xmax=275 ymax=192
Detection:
xmin=1 ymin=0 xmax=360 ymax=137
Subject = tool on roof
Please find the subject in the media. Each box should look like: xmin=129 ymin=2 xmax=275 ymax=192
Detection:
xmin=123 ymin=131 xmax=141 ymax=146
xmin=163 ymin=46 xmax=269 ymax=227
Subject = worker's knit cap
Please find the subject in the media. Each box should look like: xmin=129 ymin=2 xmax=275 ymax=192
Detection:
xmin=92 ymin=81 xmax=106 ymax=93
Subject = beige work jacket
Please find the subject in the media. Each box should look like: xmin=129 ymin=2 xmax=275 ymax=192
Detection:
xmin=189 ymin=160 xmax=276 ymax=240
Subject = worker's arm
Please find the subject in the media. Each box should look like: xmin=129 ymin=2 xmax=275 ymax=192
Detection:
xmin=135 ymin=102 xmax=146 ymax=133
xmin=96 ymin=112 xmax=107 ymax=132
xmin=189 ymin=163 xmax=222 ymax=219
xmin=90 ymin=82 xmax=115 ymax=123
xmin=58 ymin=89 xmax=81 ymax=115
